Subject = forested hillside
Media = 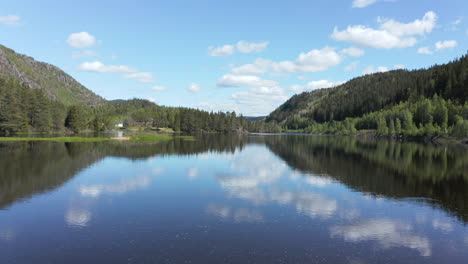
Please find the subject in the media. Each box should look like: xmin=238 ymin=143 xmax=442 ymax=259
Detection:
xmin=0 ymin=79 xmax=275 ymax=134
xmin=0 ymin=78 xmax=279 ymax=134
xmin=267 ymin=54 xmax=468 ymax=138
xmin=0 ymin=45 xmax=104 ymax=106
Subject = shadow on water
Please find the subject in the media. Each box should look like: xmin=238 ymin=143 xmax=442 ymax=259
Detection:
xmin=1 ymin=134 xmax=467 ymax=222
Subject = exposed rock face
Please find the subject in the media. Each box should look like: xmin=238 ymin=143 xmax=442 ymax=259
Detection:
xmin=0 ymin=44 xmax=105 ymax=105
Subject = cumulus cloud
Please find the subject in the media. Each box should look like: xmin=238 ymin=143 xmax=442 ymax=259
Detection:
xmin=208 ymin=41 xmax=269 ymax=56
xmin=72 ymin=50 xmax=99 ymax=59
xmin=417 ymin=40 xmax=457 ymax=55
xmin=394 ymin=64 xmax=406 ymax=69
xmin=0 ymin=15 xmax=21 ymax=26
xmin=78 ymin=61 xmax=156 ymax=83
xmin=417 ymin=46 xmax=432 ymax=54
xmin=78 ymin=61 xmax=136 ymax=73
xmin=363 ymin=65 xmax=389 ymax=74
xmin=152 ymin=85 xmax=169 ymax=91
xmin=67 ymin=32 xmax=97 ymax=48
xmin=217 ymin=74 xmax=279 ymax=88
xmin=277 ymin=47 xmax=343 ymax=72
xmin=332 ymin=11 xmax=437 ymax=49
xmin=290 ymin=80 xmax=343 ymax=93
xmin=236 ymin=41 xmax=269 ymax=53
xmin=188 ymin=83 xmax=202 ymax=93
xmin=435 ymin=40 xmax=458 ymax=51
xmin=352 ymin=0 xmax=377 ymax=8
xmin=341 ymin=47 xmax=364 ymax=57
xmin=123 ymin=72 xmax=156 ymax=83
xmin=208 ymin=44 xmax=235 ymax=56
xmin=230 ymin=47 xmax=343 ymax=75
xmin=231 ymin=58 xmax=271 ymax=75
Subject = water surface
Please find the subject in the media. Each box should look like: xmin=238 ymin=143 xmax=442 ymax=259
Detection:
xmin=1 ymin=135 xmax=467 ymax=263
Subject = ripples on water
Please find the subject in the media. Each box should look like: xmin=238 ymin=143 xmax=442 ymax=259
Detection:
xmin=0 ymin=135 xmax=467 ymax=263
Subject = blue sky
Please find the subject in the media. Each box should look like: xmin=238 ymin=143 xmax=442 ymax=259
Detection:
xmin=1 ymin=0 xmax=466 ymax=115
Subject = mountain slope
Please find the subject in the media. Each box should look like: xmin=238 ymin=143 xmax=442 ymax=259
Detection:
xmin=0 ymin=44 xmax=104 ymax=106
xmin=267 ymin=54 xmax=468 ymax=129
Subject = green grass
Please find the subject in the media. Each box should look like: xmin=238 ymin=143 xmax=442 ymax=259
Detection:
xmin=0 ymin=137 xmax=109 ymax=142
xmin=14 ymin=131 xmax=64 ymax=135
xmin=0 ymin=134 xmax=196 ymax=143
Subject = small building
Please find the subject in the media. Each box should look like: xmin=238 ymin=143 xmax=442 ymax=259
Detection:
xmin=115 ymin=123 xmax=124 ymax=128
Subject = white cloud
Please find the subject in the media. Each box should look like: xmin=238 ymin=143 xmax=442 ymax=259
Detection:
xmin=332 ymin=11 xmax=437 ymax=49
xmin=363 ymin=65 xmax=389 ymax=75
xmin=188 ymin=83 xmax=202 ymax=93
xmin=417 ymin=46 xmax=433 ymax=54
xmin=231 ymin=58 xmax=271 ymax=75
xmin=290 ymin=80 xmax=343 ymax=93
xmin=394 ymin=64 xmax=406 ymax=69
xmin=123 ymin=72 xmax=156 ymax=83
xmin=230 ymin=86 xmax=288 ymax=115
xmin=435 ymin=40 xmax=458 ymax=51
xmin=236 ymin=41 xmax=269 ymax=53
xmin=344 ymin=61 xmax=360 ymax=72
xmin=151 ymin=85 xmax=168 ymax=91
xmin=217 ymin=74 xmax=279 ymax=88
xmin=72 ymin=50 xmax=99 ymax=59
xmin=208 ymin=44 xmax=235 ymax=56
xmin=341 ymin=47 xmax=364 ymax=57
xmin=0 ymin=15 xmax=21 ymax=26
xmin=276 ymin=47 xmax=343 ymax=72
xmin=78 ymin=61 xmax=136 ymax=73
xmin=67 ymin=32 xmax=97 ymax=49
xmin=352 ymin=0 xmax=377 ymax=8
xmin=297 ymin=76 xmax=310 ymax=80
xmin=230 ymin=47 xmax=342 ymax=75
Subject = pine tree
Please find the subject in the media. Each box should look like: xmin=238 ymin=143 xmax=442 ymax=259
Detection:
xmin=65 ymin=106 xmax=85 ymax=133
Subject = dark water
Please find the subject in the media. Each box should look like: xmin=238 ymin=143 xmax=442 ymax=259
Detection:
xmin=1 ymin=134 xmax=468 ymax=264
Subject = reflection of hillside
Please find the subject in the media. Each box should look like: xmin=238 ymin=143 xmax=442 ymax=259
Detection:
xmin=0 ymin=142 xmax=104 ymax=209
xmin=264 ymin=135 xmax=468 ymax=222
xmin=0 ymin=135 xmax=248 ymax=209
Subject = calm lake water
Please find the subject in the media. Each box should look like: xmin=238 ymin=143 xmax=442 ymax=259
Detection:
xmin=1 ymin=134 xmax=468 ymax=263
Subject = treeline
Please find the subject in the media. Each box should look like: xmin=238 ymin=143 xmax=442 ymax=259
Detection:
xmin=0 ymin=78 xmax=67 ymax=134
xmin=268 ymin=53 xmax=468 ymax=133
xmin=0 ymin=78 xmax=279 ymax=134
xmin=304 ymin=96 xmax=468 ymax=138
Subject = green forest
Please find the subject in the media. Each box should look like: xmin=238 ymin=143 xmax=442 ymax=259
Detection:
xmin=267 ymin=54 xmax=468 ymax=138
xmin=0 ymin=78 xmax=280 ymax=135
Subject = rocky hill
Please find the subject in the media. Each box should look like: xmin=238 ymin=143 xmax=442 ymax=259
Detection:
xmin=0 ymin=44 xmax=105 ymax=106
